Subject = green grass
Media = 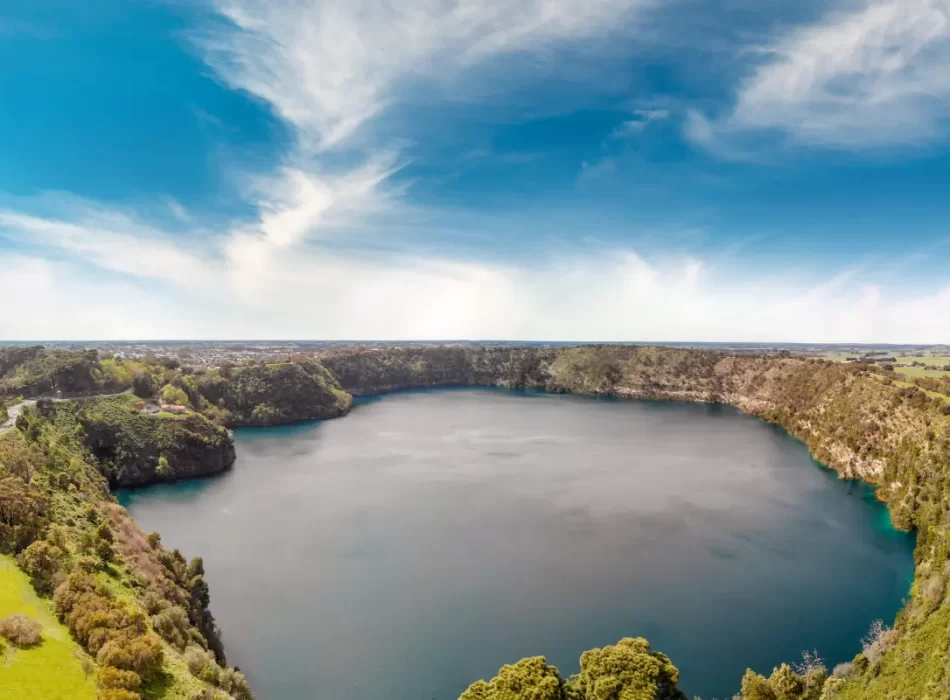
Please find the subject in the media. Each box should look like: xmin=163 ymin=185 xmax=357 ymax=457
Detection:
xmin=837 ymin=602 xmax=950 ymax=700
xmin=895 ymin=354 xmax=950 ymax=365
xmin=895 ymin=365 xmax=950 ymax=380
xmin=0 ymin=556 xmax=96 ymax=700
xmin=894 ymin=355 xmax=950 ymax=380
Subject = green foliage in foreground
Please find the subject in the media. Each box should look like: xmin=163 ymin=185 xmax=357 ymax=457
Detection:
xmin=459 ymin=638 xmax=687 ymax=700
xmin=0 ymin=411 xmax=251 ymax=699
xmin=0 ymin=555 xmax=96 ymax=700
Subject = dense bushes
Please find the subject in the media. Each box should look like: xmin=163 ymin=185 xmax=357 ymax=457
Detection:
xmin=0 ymin=348 xmax=102 ymax=398
xmin=0 ymin=474 xmax=48 ymax=554
xmin=195 ymin=360 xmax=352 ymax=426
xmin=18 ymin=539 xmax=65 ymax=595
xmin=459 ymin=638 xmax=687 ymax=700
xmin=184 ymin=646 xmax=253 ymax=699
xmin=739 ymin=660 xmax=828 ymax=700
xmin=0 ymin=400 xmax=252 ymax=699
xmin=54 ymin=573 xmax=165 ymax=690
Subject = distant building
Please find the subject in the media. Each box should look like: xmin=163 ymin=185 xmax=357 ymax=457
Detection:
xmin=160 ymin=404 xmax=188 ymax=415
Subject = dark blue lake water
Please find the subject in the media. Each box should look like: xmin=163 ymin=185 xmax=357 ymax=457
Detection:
xmin=119 ymin=389 xmax=915 ymax=700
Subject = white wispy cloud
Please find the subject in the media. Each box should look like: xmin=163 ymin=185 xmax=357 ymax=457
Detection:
xmin=3 ymin=201 xmax=950 ymax=343
xmin=689 ymin=0 xmax=950 ymax=151
xmin=0 ymin=209 xmax=219 ymax=292
xmin=186 ymin=0 xmax=661 ymax=267
xmin=200 ymin=0 xmax=653 ymax=150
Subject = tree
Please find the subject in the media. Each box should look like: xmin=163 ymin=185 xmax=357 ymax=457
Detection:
xmin=0 ymin=614 xmax=42 ymax=647
xmin=459 ymin=656 xmax=566 ymax=700
xmin=132 ymin=374 xmax=155 ymax=399
xmin=96 ymin=522 xmax=115 ymax=563
xmin=567 ymin=637 xmax=687 ymax=700
xmin=0 ymin=475 xmax=49 ymax=554
xmin=458 ymin=638 xmax=687 ymax=700
xmin=769 ymin=664 xmax=804 ymax=700
xmin=18 ymin=539 xmax=64 ymax=595
xmin=160 ymin=384 xmax=189 ymax=406
xmin=741 ymin=670 xmax=776 ymax=700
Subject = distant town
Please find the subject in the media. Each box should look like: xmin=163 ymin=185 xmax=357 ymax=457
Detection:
xmin=0 ymin=339 xmax=948 ymax=372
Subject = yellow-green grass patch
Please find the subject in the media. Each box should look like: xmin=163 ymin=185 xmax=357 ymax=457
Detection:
xmin=0 ymin=556 xmax=96 ymax=699
xmin=895 ymin=354 xmax=950 ymax=365
xmin=895 ymin=365 xmax=950 ymax=380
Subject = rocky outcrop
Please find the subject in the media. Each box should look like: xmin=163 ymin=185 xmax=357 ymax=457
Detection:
xmin=39 ymin=396 xmax=236 ymax=488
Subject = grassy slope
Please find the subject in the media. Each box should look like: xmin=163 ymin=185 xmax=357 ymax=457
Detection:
xmin=0 ymin=416 xmax=245 ymax=700
xmin=0 ymin=555 xmax=96 ymax=700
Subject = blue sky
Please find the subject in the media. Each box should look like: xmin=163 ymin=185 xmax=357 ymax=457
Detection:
xmin=1 ymin=0 xmax=950 ymax=341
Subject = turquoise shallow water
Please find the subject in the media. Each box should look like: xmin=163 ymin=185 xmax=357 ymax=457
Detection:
xmin=119 ymin=388 xmax=915 ymax=700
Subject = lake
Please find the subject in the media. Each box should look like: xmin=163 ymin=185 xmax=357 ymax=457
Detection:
xmin=119 ymin=388 xmax=915 ymax=699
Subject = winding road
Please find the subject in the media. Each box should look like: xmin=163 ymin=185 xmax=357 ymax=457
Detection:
xmin=0 ymin=390 xmax=132 ymax=437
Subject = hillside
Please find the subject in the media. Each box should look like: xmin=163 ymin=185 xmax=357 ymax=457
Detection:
xmin=3 ymin=343 xmax=950 ymax=699
xmin=193 ymin=360 xmax=352 ymax=427
xmin=0 ymin=555 xmax=96 ymax=699
xmin=0 ymin=406 xmax=252 ymax=700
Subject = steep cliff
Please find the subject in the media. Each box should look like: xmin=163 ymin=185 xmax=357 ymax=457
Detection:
xmin=37 ymin=395 xmax=236 ymax=488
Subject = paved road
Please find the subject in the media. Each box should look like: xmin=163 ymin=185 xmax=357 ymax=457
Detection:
xmin=0 ymin=389 xmax=132 ymax=437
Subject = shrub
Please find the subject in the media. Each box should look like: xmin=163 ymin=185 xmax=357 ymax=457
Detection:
xmin=97 ymin=635 xmax=164 ymax=679
xmin=99 ymin=667 xmax=141 ymax=692
xmin=99 ymin=690 xmax=140 ymax=700
xmin=0 ymin=613 xmax=42 ymax=647
xmin=132 ymin=374 xmax=155 ymax=399
xmin=151 ymin=605 xmax=191 ymax=650
xmin=54 ymin=572 xmax=164 ymax=689
xmin=185 ymin=646 xmax=216 ymax=677
xmin=141 ymin=590 xmax=169 ymax=616
xmin=0 ymin=475 xmax=49 ymax=554
xmin=861 ymin=620 xmax=897 ymax=664
xmin=218 ymin=667 xmax=254 ymax=700
xmin=741 ymin=669 xmax=777 ymax=700
xmin=922 ymin=573 xmax=946 ymax=612
xmin=17 ymin=539 xmax=65 ymax=595
xmin=831 ymin=662 xmax=854 ymax=679
xmin=96 ymin=522 xmax=115 ymax=563
xmin=160 ymin=384 xmax=189 ymax=407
